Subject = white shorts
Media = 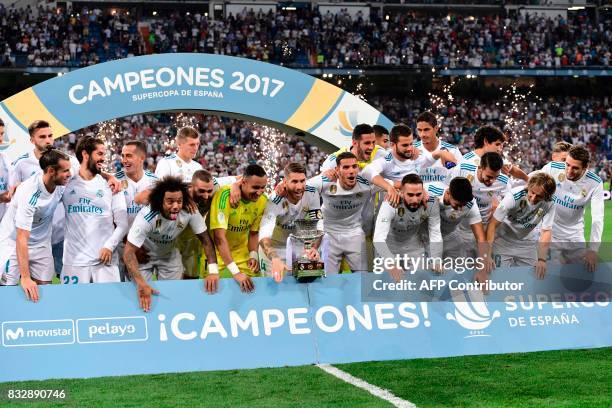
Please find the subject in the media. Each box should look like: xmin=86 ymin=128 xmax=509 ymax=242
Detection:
xmin=442 ymin=234 xmax=466 ymax=259
xmin=549 ymin=241 xmax=587 ymax=266
xmin=493 ymin=235 xmax=536 ymax=267
xmin=0 ymin=244 xmax=54 ymax=286
xmin=61 ymin=263 xmax=120 ymax=284
xmin=139 ymin=249 xmax=183 ymax=281
xmin=324 ymin=231 xmax=367 ymax=275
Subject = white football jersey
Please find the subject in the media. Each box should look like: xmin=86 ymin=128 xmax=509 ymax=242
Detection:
xmin=493 ymin=186 xmax=556 ymax=241
xmin=0 ymin=152 xmax=9 ymax=220
xmin=415 ymin=139 xmax=463 ymax=187
xmin=9 ymin=149 xmax=79 ymax=185
xmin=10 ymin=150 xmax=80 ymax=244
xmin=426 ymin=184 xmax=481 ymax=238
xmin=307 ymin=174 xmax=380 ymax=235
xmin=0 ymin=174 xmax=64 ymax=247
xmin=115 ymin=169 xmax=159 ymax=226
xmin=373 ymin=198 xmax=442 ymax=258
xmin=155 ymin=153 xmax=202 ymax=183
xmin=62 ymin=174 xmax=128 ymax=266
xmin=538 ymin=161 xmax=604 ymax=249
xmin=362 ymin=150 xmax=436 ymax=183
xmin=448 ymin=162 xmax=510 ymax=225
xmin=127 ymin=206 xmax=206 ymax=257
xmin=259 ymin=189 xmax=322 ymax=249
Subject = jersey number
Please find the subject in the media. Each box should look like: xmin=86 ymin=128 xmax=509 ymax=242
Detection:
xmin=62 ymin=276 xmax=79 ymax=284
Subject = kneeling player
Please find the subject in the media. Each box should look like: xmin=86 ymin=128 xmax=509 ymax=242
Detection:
xmin=426 ymin=178 xmax=485 ymax=260
xmin=123 ymin=176 xmax=218 ymax=311
xmin=374 ymin=174 xmax=442 ymax=279
xmin=486 ymin=173 xmax=557 ymax=278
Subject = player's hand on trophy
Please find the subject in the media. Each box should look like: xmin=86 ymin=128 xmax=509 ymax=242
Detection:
xmin=535 ymin=259 xmax=547 ymax=279
xmin=230 ymin=181 xmax=242 ymax=208
xmin=584 ymin=250 xmax=598 ymax=273
xmin=205 ymin=274 xmax=219 ymax=294
xmin=99 ymin=247 xmax=113 ymax=265
xmin=271 ymin=257 xmax=287 ymax=283
xmin=303 ymin=247 xmax=320 ymax=261
xmin=135 ymin=246 xmax=150 ymax=264
xmin=21 ymin=277 xmax=39 ymax=302
xmin=137 ymin=282 xmax=159 ymax=312
xmin=234 ymin=273 xmax=255 ymax=293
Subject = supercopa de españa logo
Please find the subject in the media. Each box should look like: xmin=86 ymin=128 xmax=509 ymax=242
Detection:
xmin=445 ymin=289 xmax=501 ymax=338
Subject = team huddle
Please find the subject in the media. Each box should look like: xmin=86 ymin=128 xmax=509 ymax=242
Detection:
xmin=0 ymin=112 xmax=605 ymax=311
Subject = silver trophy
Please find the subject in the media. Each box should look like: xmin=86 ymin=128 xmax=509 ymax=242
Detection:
xmin=290 ymin=217 xmax=325 ymax=282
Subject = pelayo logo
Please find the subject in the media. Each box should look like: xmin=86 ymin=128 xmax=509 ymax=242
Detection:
xmin=446 ymin=290 xmax=501 ymax=337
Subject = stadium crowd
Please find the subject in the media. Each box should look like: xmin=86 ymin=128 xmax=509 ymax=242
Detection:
xmin=0 ymin=4 xmax=610 ymax=68
xmin=52 ymin=95 xmax=611 ymax=183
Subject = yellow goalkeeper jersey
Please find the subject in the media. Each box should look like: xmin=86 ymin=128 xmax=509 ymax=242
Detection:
xmin=209 ymin=185 xmax=268 ymax=276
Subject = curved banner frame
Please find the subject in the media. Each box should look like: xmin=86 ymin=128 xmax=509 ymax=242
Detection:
xmin=0 ymin=53 xmax=393 ymax=160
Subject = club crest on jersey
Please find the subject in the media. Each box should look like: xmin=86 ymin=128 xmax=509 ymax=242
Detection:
xmin=558 ymin=173 xmax=565 ymax=182
xmin=519 ymin=200 xmax=527 ymax=210
xmin=487 ymin=191 xmax=493 ymax=197
xmin=329 ymin=185 xmax=337 ymax=194
xmin=398 ymin=207 xmax=405 ymax=217
xmin=121 ymin=180 xmax=128 ymax=190
xmin=156 ymin=219 xmax=162 ymax=229
xmin=466 ymin=174 xmax=474 ymax=183
xmin=356 ymin=192 xmax=363 ymax=198
xmin=474 ymin=157 xmax=481 ymax=165
xmin=177 ymin=222 xmax=184 ymax=229
xmin=536 ymin=208 xmax=544 ymax=217
xmin=581 ymin=189 xmax=587 ymax=197
xmin=421 ymin=213 xmax=428 ymax=221
xmin=450 ymin=212 xmax=457 ymax=220
xmin=176 ymin=160 xmax=182 ymax=168
xmin=283 ymin=201 xmax=288 ymax=210
xmin=96 ymin=189 xmax=104 ymax=198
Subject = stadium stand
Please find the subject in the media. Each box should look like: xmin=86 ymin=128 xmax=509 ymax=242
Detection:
xmin=0 ymin=5 xmax=609 ymax=69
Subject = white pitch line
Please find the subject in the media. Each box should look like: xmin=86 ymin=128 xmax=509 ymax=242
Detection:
xmin=316 ymin=364 xmax=416 ymax=408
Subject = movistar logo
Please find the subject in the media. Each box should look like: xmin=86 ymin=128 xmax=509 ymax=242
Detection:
xmin=5 ymin=328 xmax=24 ymax=341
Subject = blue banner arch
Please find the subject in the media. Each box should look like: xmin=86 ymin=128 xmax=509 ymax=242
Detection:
xmin=0 ymin=53 xmax=393 ymax=160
